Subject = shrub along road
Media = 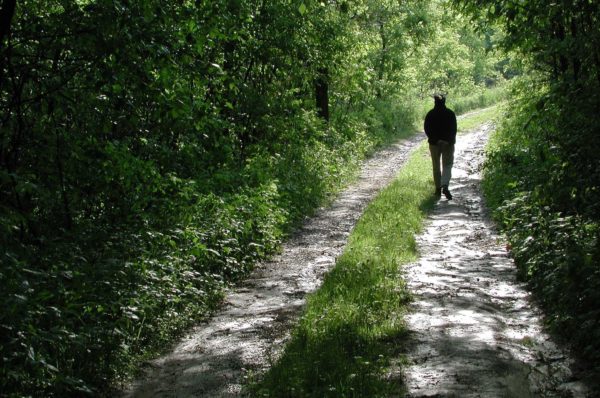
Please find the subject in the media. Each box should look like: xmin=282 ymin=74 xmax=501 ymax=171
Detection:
xmin=398 ymin=124 xmax=590 ymax=397
xmin=122 ymin=129 xmax=426 ymax=397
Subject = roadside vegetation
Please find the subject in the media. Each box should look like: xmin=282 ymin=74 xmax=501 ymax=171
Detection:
xmin=250 ymin=105 xmax=502 ymax=397
xmin=0 ymin=1 xmax=507 ymax=396
xmin=434 ymin=84 xmax=506 ymax=118
xmin=457 ymin=103 xmax=504 ymax=132
xmin=468 ymin=0 xmax=600 ymax=379
xmin=483 ymin=80 xmax=600 ymax=376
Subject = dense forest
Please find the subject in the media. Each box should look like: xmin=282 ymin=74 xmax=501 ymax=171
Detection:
xmin=2 ymin=0 xmax=598 ymax=396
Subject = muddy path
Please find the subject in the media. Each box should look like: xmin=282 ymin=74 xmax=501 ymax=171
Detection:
xmin=122 ymin=133 xmax=425 ymax=397
xmin=399 ymin=125 xmax=591 ymax=397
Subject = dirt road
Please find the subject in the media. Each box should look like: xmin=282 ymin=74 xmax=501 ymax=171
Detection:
xmin=400 ymin=124 xmax=591 ymax=397
xmin=123 ymin=134 xmax=425 ymax=397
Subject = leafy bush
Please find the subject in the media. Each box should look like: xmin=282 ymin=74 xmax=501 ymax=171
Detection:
xmin=451 ymin=84 xmax=507 ymax=115
xmin=482 ymin=78 xmax=600 ymax=370
xmin=0 ymin=109 xmax=392 ymax=396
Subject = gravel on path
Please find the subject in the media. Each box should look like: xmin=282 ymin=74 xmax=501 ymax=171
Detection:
xmin=400 ymin=124 xmax=591 ymax=397
xmin=122 ymin=133 xmax=425 ymax=398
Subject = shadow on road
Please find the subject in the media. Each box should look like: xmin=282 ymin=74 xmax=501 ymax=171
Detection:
xmin=399 ymin=125 xmax=590 ymax=397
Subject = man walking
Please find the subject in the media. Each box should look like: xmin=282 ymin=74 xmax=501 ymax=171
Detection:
xmin=424 ymin=94 xmax=457 ymax=200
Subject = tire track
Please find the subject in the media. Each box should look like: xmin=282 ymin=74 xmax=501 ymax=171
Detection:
xmin=122 ymin=134 xmax=425 ymax=397
xmin=399 ymin=124 xmax=591 ymax=397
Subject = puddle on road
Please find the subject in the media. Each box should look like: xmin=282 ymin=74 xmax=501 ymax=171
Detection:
xmin=399 ymin=125 xmax=591 ymax=397
xmin=122 ymin=135 xmax=425 ymax=397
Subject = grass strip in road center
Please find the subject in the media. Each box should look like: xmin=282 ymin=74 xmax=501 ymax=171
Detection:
xmin=248 ymin=144 xmax=436 ymax=397
xmin=248 ymin=106 xmax=500 ymax=397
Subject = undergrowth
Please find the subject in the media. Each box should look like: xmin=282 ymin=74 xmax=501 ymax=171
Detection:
xmin=457 ymin=104 xmax=504 ymax=133
xmin=482 ymin=78 xmax=600 ymax=376
xmin=0 ymin=102 xmax=417 ymax=397
xmin=415 ymin=84 xmax=507 ymax=121
xmin=451 ymin=84 xmax=507 ymax=115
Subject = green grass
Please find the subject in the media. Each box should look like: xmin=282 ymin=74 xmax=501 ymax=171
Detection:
xmin=457 ymin=103 xmax=505 ymax=133
xmin=248 ymin=142 xmax=436 ymax=397
xmin=248 ymin=104 xmax=502 ymax=397
xmin=415 ymin=84 xmax=508 ymax=122
xmin=451 ymin=85 xmax=508 ymax=115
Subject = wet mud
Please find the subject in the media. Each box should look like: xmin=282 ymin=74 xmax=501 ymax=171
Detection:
xmin=122 ymin=134 xmax=425 ymax=397
xmin=399 ymin=125 xmax=591 ymax=397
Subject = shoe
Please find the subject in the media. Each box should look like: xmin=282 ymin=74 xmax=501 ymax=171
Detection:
xmin=442 ymin=185 xmax=452 ymax=200
xmin=435 ymin=187 xmax=441 ymax=197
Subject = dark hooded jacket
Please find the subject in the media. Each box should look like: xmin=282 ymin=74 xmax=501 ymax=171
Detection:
xmin=424 ymin=97 xmax=457 ymax=145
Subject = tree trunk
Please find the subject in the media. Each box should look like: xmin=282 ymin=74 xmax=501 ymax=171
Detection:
xmin=315 ymin=67 xmax=329 ymax=121
xmin=0 ymin=0 xmax=16 ymax=49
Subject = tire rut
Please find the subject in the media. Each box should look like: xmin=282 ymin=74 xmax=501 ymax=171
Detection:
xmin=398 ymin=124 xmax=591 ymax=397
xmin=122 ymin=134 xmax=425 ymax=398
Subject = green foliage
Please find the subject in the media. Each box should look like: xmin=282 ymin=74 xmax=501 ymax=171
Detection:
xmin=0 ymin=0 xmax=506 ymax=395
xmin=459 ymin=0 xmax=600 ymax=373
xmin=450 ymin=84 xmax=507 ymax=115
xmin=456 ymin=103 xmax=504 ymax=133
xmin=482 ymin=79 xmax=600 ymax=370
xmin=1 ymin=184 xmax=287 ymax=396
xmin=408 ymin=3 xmax=508 ymax=97
xmin=250 ymin=143 xmax=437 ymax=397
xmin=454 ymin=0 xmax=600 ymax=85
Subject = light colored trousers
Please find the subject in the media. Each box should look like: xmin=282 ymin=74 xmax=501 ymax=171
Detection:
xmin=429 ymin=141 xmax=455 ymax=188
